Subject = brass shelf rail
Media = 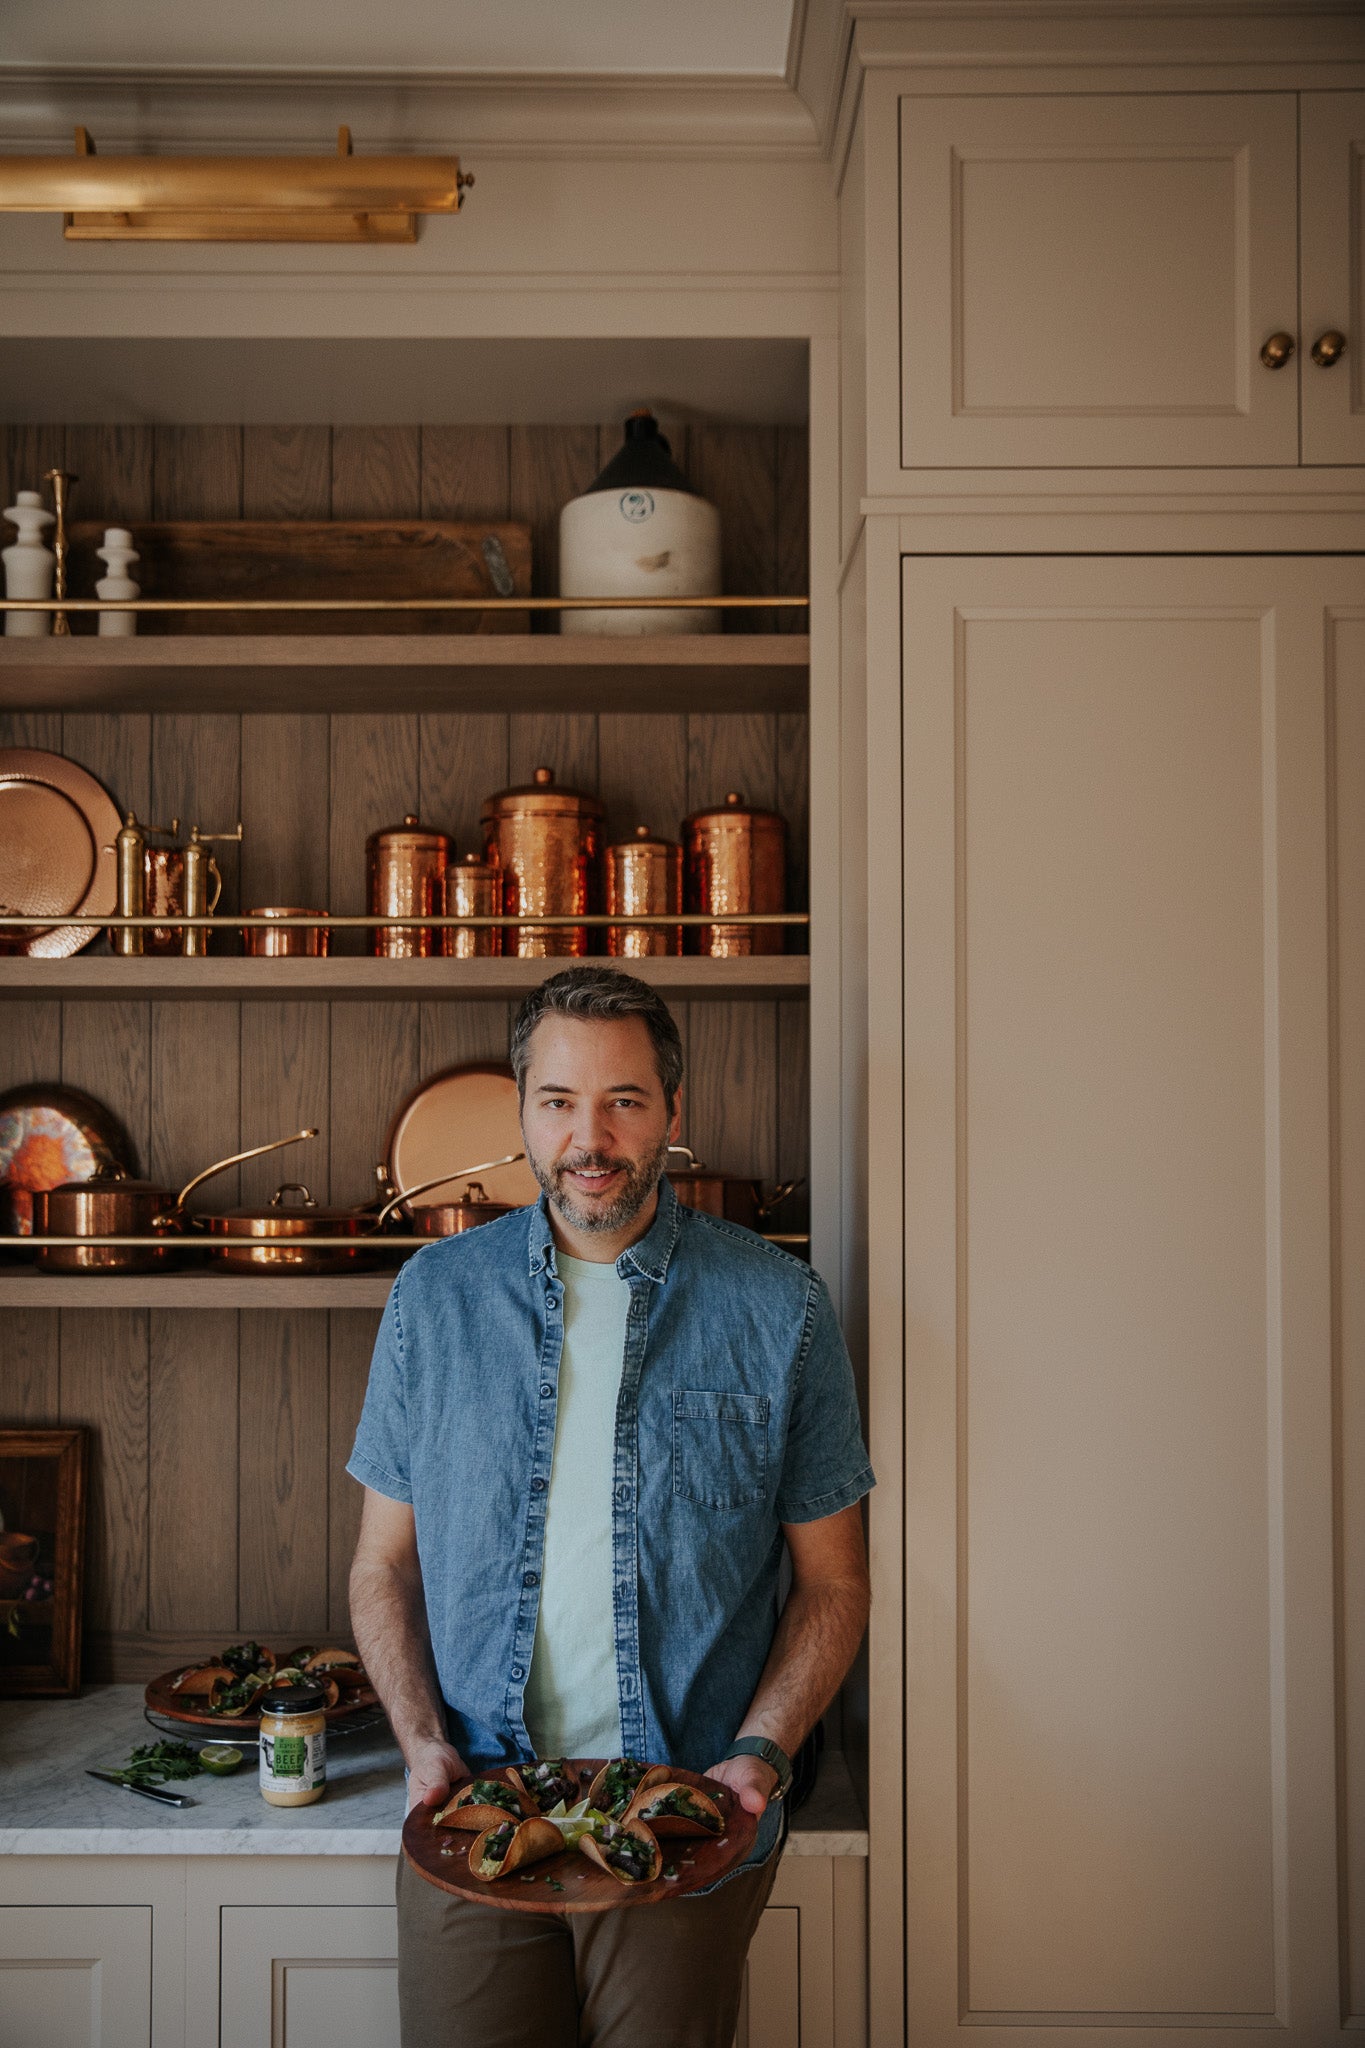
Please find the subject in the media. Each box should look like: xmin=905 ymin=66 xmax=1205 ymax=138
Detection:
xmin=0 ymin=594 xmax=808 ymax=615
xmin=4 ymin=1232 xmax=810 ymax=1253
xmin=0 ymin=911 xmax=809 ymax=931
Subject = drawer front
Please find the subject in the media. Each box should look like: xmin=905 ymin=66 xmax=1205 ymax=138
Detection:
xmin=220 ymin=1905 xmax=398 ymax=2048
xmin=0 ymin=1903 xmax=153 ymax=2048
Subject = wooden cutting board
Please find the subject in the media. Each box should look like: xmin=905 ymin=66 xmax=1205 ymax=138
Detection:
xmin=402 ymin=1761 xmax=759 ymax=1914
xmin=67 ymin=520 xmax=532 ymax=635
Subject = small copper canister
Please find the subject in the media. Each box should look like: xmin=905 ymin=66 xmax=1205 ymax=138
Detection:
xmin=243 ymin=908 xmax=331 ymax=958
xmin=683 ymin=790 xmax=787 ymax=957
xmin=481 ymin=766 xmax=603 ymax=959
xmin=606 ymin=825 xmax=682 ymax=957
xmin=367 ymin=815 xmax=451 ymax=959
xmin=441 ymin=853 xmax=501 ymax=959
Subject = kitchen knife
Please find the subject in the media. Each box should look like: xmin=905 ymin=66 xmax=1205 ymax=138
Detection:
xmin=85 ymin=1768 xmax=196 ymax=1808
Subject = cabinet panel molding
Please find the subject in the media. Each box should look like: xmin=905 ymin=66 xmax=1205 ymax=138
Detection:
xmin=1301 ymin=91 xmax=1365 ymax=464
xmin=0 ymin=1903 xmax=153 ymax=2048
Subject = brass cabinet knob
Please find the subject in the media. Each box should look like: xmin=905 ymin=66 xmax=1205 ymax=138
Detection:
xmin=1311 ymin=330 xmax=1347 ymax=367
xmin=1259 ymin=331 xmax=1295 ymax=370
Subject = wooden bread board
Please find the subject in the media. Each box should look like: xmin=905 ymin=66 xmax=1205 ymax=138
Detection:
xmin=67 ymin=520 xmax=532 ymax=634
xmin=402 ymin=1760 xmax=759 ymax=1914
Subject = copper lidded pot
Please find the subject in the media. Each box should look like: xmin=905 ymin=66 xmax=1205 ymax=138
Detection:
xmin=367 ymin=815 xmax=451 ymax=959
xmin=481 ymin=766 xmax=603 ymax=959
xmin=683 ymin=791 xmax=786 ymax=957
xmin=440 ymin=854 xmax=500 ymax=960
xmin=606 ymin=825 xmax=682 ymax=957
xmin=244 ymin=908 xmax=331 ymax=959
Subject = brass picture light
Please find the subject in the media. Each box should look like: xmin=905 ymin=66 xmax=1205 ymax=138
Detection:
xmin=0 ymin=126 xmax=472 ymax=243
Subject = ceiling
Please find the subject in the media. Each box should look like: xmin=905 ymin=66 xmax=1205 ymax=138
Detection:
xmin=1 ymin=0 xmax=799 ymax=79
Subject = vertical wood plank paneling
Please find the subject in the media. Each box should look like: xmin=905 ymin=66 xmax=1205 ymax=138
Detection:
xmin=243 ymin=426 xmax=332 ymax=519
xmin=239 ymin=1313 xmax=329 ymax=1635
xmin=598 ymin=713 xmax=688 ymax=851
xmin=238 ymin=1005 xmax=331 ymax=1201
xmin=0 ymin=1315 xmax=60 ymax=1424
xmin=775 ymin=425 xmax=809 ymax=637
xmin=148 ymin=1004 xmax=242 ymax=1209
xmin=419 ymin=714 xmax=508 ymax=856
xmin=2 ymin=426 xmax=65 ymax=509
xmin=152 ymin=425 xmax=242 ymax=522
xmin=64 ymin=425 xmax=155 ymax=529
xmin=62 ymin=1001 xmax=151 ymax=1169
xmin=0 ymin=709 xmax=62 ymax=750
xmin=685 ymin=1002 xmax=778 ymax=1182
xmin=59 ymin=1312 xmax=149 ymax=1638
xmin=689 ymin=426 xmax=779 ymax=635
xmin=329 ymin=1004 xmax=420 ymax=1204
xmin=329 ymin=714 xmax=421 ymax=954
xmin=58 ymin=712 xmax=151 ymax=824
xmin=687 ymin=711 xmax=778 ymax=814
xmin=418 ymin=1002 xmax=514 ymax=1082
xmin=331 ymin=427 xmax=420 ymax=520
xmin=420 ymin=427 xmax=510 ymax=521
xmin=148 ymin=1310 xmax=238 ymax=1633
xmin=0 ymin=1003 xmax=60 ymax=1088
xmin=507 ymin=711 xmax=598 ymax=796
xmin=327 ymin=1308 xmax=384 ymax=1635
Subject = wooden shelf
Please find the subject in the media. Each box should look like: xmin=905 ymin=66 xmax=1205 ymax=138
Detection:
xmin=0 ymin=633 xmax=808 ymax=715
xmin=0 ymin=953 xmax=808 ymax=1002
xmin=0 ymin=1270 xmax=399 ymax=1307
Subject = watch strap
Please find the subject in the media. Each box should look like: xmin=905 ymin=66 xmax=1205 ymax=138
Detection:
xmin=722 ymin=1736 xmax=793 ymax=1801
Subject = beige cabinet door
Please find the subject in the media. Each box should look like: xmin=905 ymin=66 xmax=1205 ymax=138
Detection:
xmin=900 ymin=556 xmax=1352 ymax=2044
xmin=1301 ymin=92 xmax=1365 ymax=464
xmin=898 ymin=95 xmax=1299 ymax=468
xmin=219 ymin=1905 xmax=398 ymax=2048
xmin=0 ymin=1905 xmax=153 ymax=2048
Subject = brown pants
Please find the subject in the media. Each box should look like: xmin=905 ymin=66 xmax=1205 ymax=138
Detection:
xmin=395 ymin=1847 xmax=781 ymax=2048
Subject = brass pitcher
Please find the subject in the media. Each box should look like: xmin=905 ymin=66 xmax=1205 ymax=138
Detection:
xmin=481 ymin=766 xmax=603 ymax=959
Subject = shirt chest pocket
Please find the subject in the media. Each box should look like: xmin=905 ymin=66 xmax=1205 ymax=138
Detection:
xmin=672 ymin=1388 xmax=769 ymax=1510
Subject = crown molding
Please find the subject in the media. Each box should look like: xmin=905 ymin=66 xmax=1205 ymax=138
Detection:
xmin=0 ymin=65 xmax=822 ymax=160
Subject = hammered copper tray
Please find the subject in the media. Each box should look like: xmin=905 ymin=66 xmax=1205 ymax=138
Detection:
xmin=0 ymin=749 xmax=120 ymax=958
xmin=144 ymin=1666 xmax=379 ymax=1730
xmin=402 ymin=1760 xmax=758 ymax=1915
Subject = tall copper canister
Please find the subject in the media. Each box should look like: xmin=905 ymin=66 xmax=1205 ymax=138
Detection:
xmin=481 ymin=767 xmax=603 ymax=959
xmin=606 ymin=825 xmax=682 ymax=957
xmin=441 ymin=852 xmax=501 ymax=959
xmin=683 ymin=790 xmax=787 ymax=957
xmin=367 ymin=815 xmax=451 ymax=959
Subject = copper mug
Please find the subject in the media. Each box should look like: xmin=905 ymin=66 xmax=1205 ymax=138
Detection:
xmin=606 ymin=825 xmax=682 ymax=956
xmin=367 ymin=815 xmax=451 ymax=959
xmin=243 ymin=908 xmax=331 ymax=959
xmin=683 ymin=791 xmax=786 ymax=957
xmin=144 ymin=843 xmax=222 ymax=956
xmin=481 ymin=766 xmax=603 ymax=959
xmin=440 ymin=854 xmax=500 ymax=959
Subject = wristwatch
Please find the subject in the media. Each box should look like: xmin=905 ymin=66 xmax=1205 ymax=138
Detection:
xmin=723 ymin=1736 xmax=793 ymax=1802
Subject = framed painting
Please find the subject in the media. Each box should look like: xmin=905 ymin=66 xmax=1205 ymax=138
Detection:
xmin=0 ymin=1428 xmax=87 ymax=1695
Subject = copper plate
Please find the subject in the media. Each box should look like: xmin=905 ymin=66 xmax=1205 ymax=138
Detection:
xmin=0 ymin=1084 xmax=135 ymax=1235
xmin=403 ymin=1760 xmax=757 ymax=1915
xmin=386 ymin=1064 xmax=540 ymax=1210
xmin=0 ymin=749 xmax=120 ymax=958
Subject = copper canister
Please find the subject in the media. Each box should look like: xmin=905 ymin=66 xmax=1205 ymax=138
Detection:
xmin=683 ymin=791 xmax=787 ymax=957
xmin=440 ymin=853 xmax=501 ymax=960
xmin=243 ymin=908 xmax=331 ymax=959
xmin=481 ymin=766 xmax=603 ymax=959
xmin=606 ymin=825 xmax=682 ymax=957
xmin=367 ymin=815 xmax=451 ymax=959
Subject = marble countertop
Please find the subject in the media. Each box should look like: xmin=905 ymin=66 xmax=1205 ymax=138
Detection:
xmin=0 ymin=1686 xmax=867 ymax=1858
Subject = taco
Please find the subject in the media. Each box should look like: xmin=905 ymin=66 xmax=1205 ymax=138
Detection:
xmin=586 ymin=1757 xmax=671 ymax=1819
xmin=577 ymin=1817 xmax=663 ymax=1886
xmin=624 ymin=1779 xmax=724 ymax=1837
xmin=432 ymin=1775 xmax=534 ymax=1832
xmin=170 ymin=1660 xmax=235 ymax=1697
xmin=469 ymin=1815 xmax=564 ymax=1883
xmin=509 ymin=1757 xmax=579 ymax=1813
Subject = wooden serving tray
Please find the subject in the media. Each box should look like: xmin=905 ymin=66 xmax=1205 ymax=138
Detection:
xmin=402 ymin=1761 xmax=758 ymax=1915
xmin=144 ymin=1666 xmax=379 ymax=1730
xmin=67 ymin=520 xmax=532 ymax=635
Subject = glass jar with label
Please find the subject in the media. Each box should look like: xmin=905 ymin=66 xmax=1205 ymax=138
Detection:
xmin=258 ymin=1681 xmax=327 ymax=1806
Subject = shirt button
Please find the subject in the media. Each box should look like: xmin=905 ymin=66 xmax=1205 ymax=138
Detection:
xmin=531 ymin=1477 xmax=547 ymax=1493
xmin=616 ymin=1483 xmax=630 ymax=1503
xmin=540 ymin=1383 xmax=553 ymax=1399
xmin=545 ymin=1288 xmax=555 ymax=1306
xmin=523 ymin=1571 xmax=539 ymax=1587
xmin=511 ymin=1667 xmax=524 ymax=1682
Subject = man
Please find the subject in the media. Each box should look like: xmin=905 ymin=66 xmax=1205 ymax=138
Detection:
xmin=348 ymin=964 xmax=873 ymax=2048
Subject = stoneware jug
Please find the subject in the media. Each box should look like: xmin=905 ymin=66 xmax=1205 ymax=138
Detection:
xmin=558 ymin=410 xmax=720 ymax=636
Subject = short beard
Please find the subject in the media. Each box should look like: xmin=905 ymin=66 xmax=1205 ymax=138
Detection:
xmin=526 ymin=1130 xmax=672 ymax=1236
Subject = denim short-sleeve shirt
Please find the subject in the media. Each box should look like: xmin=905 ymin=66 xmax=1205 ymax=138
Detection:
xmin=347 ymin=1177 xmax=874 ymax=1795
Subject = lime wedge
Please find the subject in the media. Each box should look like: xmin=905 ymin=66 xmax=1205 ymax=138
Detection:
xmin=198 ymin=1744 xmax=244 ymax=1776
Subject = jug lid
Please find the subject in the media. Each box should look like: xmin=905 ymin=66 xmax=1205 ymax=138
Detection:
xmin=579 ymin=410 xmax=700 ymax=501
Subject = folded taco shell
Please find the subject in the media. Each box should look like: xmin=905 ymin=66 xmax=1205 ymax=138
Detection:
xmin=623 ymin=1778 xmax=725 ymax=1837
xmin=469 ymin=1815 xmax=565 ymax=1882
xmin=577 ymin=1819 xmax=663 ymax=1886
xmin=433 ymin=1775 xmax=534 ymax=1832
xmin=586 ymin=1758 xmax=671 ymax=1817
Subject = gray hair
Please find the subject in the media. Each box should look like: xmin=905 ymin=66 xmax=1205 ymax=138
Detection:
xmin=509 ymin=965 xmax=684 ymax=1108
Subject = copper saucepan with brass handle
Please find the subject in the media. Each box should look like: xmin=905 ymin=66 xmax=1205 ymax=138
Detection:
xmin=665 ymin=1143 xmax=803 ymax=1234
xmin=36 ymin=1127 xmax=318 ymax=1272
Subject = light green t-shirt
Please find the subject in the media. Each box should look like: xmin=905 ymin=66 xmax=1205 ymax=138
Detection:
xmin=523 ymin=1251 xmax=629 ymax=1760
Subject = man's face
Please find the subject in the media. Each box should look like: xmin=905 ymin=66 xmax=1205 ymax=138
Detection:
xmin=520 ymin=1013 xmax=682 ymax=1237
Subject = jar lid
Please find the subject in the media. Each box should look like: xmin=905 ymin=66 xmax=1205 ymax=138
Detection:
xmin=608 ymin=824 xmax=679 ymax=855
xmin=481 ymin=766 xmax=603 ymax=821
xmin=262 ymin=1681 xmax=327 ymax=1716
xmin=367 ymin=814 xmax=452 ymax=851
xmin=683 ymin=790 xmax=786 ymax=830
